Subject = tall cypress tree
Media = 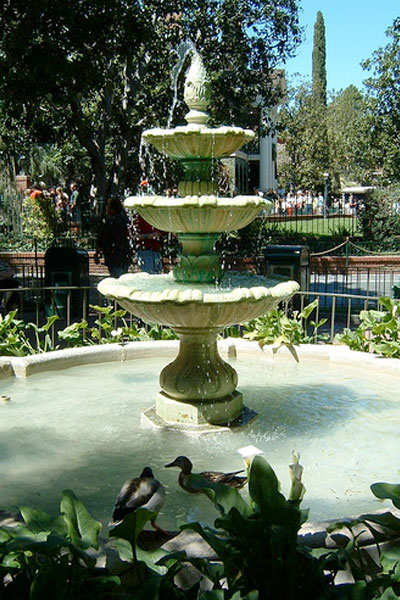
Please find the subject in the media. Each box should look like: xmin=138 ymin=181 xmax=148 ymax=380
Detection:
xmin=311 ymin=10 xmax=329 ymax=179
xmin=312 ymin=11 xmax=327 ymax=107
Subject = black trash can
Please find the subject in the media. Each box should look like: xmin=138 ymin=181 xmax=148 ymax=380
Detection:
xmin=264 ymin=245 xmax=310 ymax=308
xmin=44 ymin=247 xmax=89 ymax=319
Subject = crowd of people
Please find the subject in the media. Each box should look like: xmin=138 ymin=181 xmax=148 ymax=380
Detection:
xmin=23 ymin=181 xmax=82 ymax=232
xmin=259 ymin=188 xmax=359 ymax=216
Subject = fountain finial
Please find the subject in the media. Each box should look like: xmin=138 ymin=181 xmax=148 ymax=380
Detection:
xmin=184 ymin=52 xmax=211 ymax=126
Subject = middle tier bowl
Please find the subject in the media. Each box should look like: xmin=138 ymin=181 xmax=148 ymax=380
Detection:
xmin=98 ymin=272 xmax=300 ymax=329
xmin=124 ymin=195 xmax=272 ymax=233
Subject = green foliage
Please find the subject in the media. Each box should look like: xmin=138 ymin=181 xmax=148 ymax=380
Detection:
xmin=0 ymin=311 xmax=59 ymax=356
xmin=21 ymin=194 xmax=57 ymax=242
xmin=0 ymin=0 xmax=301 ymax=200
xmin=336 ymin=296 xmax=400 ymax=357
xmin=357 ymin=185 xmax=400 ymax=247
xmin=244 ymin=299 xmax=329 ymax=358
xmin=362 ymin=17 xmax=400 ymax=184
xmin=278 ymin=81 xmax=329 ymax=192
xmin=58 ymin=305 xmax=177 ymax=347
xmin=312 ymin=11 xmax=327 ymax=108
xmin=166 ymin=455 xmax=340 ymax=599
xmin=327 ymin=86 xmax=374 ymax=189
xmin=1 ymin=465 xmax=400 ymax=598
xmin=0 ymin=305 xmax=177 ymax=355
xmin=330 ymin=480 xmax=400 ymax=599
xmin=0 ymin=490 xmax=117 ymax=600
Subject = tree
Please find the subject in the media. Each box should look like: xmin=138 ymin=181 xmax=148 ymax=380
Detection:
xmin=278 ymin=80 xmax=329 ymax=192
xmin=311 ymin=10 xmax=329 ymax=177
xmin=312 ymin=11 xmax=327 ymax=107
xmin=327 ymin=85 xmax=374 ymax=187
xmin=362 ymin=17 xmax=400 ymax=184
xmin=0 ymin=0 xmax=301 ymax=207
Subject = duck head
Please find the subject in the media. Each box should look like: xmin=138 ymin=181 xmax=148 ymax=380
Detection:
xmin=165 ymin=456 xmax=193 ymax=474
xmin=140 ymin=466 xmax=154 ymax=478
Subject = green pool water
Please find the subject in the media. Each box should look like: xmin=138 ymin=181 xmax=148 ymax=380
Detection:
xmin=1 ymin=355 xmax=399 ymax=528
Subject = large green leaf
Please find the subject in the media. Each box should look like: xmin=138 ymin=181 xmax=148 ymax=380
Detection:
xmin=299 ymin=298 xmax=318 ymax=319
xmin=200 ymin=591 xmax=225 ymax=599
xmin=20 ymin=506 xmax=68 ymax=536
xmin=248 ymin=456 xmax=287 ymax=514
xmin=375 ymin=587 xmax=400 ymax=600
xmin=358 ymin=511 xmax=400 ymax=535
xmin=60 ymin=489 xmax=102 ymax=550
xmin=108 ymin=508 xmax=155 ymax=548
xmin=381 ymin=547 xmax=400 ymax=580
xmin=181 ymin=521 xmax=235 ymax=562
xmin=371 ymin=482 xmax=400 ymax=510
xmin=7 ymin=532 xmax=67 ymax=554
xmin=185 ymin=556 xmax=224 ymax=584
xmin=183 ymin=474 xmax=251 ymax=518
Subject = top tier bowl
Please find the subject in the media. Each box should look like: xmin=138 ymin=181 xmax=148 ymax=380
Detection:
xmin=142 ymin=124 xmax=254 ymax=160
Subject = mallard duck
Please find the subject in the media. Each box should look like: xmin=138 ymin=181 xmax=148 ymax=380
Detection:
xmin=111 ymin=467 xmax=167 ymax=534
xmin=165 ymin=456 xmax=247 ymax=494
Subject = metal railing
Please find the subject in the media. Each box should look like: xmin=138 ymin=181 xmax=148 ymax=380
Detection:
xmin=0 ymin=284 xmax=385 ymax=352
xmin=264 ymin=212 xmax=359 ymax=237
xmin=287 ymin=290 xmax=381 ymax=341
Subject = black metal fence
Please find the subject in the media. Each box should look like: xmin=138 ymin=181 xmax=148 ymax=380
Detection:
xmin=264 ymin=212 xmax=359 ymax=237
xmin=0 ymin=283 xmax=384 ymax=351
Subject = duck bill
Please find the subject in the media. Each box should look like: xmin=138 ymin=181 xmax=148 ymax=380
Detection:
xmin=165 ymin=461 xmax=176 ymax=468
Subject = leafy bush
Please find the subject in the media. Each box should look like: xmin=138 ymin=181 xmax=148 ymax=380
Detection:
xmin=330 ymin=481 xmax=400 ymax=599
xmin=243 ymin=299 xmax=329 ymax=359
xmin=0 ymin=457 xmax=341 ymax=599
xmin=21 ymin=194 xmax=57 ymax=242
xmin=1 ymin=459 xmax=400 ymax=598
xmin=0 ymin=306 xmax=177 ymax=355
xmin=358 ymin=185 xmax=400 ymax=250
xmin=0 ymin=311 xmax=59 ymax=356
xmin=336 ymin=296 xmax=400 ymax=357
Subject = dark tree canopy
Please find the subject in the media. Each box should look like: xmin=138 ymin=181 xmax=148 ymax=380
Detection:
xmin=0 ymin=0 xmax=301 ymax=202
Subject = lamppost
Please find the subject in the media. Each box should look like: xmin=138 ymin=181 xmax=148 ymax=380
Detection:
xmin=323 ymin=171 xmax=329 ymax=219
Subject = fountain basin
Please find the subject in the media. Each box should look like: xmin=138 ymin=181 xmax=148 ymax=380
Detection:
xmin=97 ymin=273 xmax=299 ymax=329
xmin=1 ymin=340 xmax=400 ymax=528
xmin=124 ymin=195 xmax=272 ymax=233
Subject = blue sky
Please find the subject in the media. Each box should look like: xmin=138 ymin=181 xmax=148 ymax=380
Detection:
xmin=282 ymin=0 xmax=399 ymax=92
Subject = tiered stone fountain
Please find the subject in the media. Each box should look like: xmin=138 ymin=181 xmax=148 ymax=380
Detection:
xmin=98 ymin=51 xmax=299 ymax=428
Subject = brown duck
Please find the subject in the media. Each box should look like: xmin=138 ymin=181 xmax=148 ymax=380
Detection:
xmin=111 ymin=467 xmax=167 ymax=534
xmin=165 ymin=455 xmax=247 ymax=494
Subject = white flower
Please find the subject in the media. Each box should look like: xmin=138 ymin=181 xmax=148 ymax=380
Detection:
xmin=111 ymin=328 xmax=123 ymax=338
xmin=238 ymin=445 xmax=263 ymax=468
xmin=289 ymin=450 xmax=305 ymax=502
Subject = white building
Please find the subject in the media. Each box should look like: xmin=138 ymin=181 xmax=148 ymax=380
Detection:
xmin=225 ymin=71 xmax=286 ymax=195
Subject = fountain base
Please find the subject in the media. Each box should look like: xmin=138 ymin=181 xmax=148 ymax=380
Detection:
xmin=156 ymin=389 xmax=243 ymax=426
xmin=141 ymin=402 xmax=258 ymax=434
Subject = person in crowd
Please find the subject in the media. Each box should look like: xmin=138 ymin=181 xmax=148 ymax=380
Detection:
xmin=133 ymin=213 xmax=164 ymax=274
xmin=317 ymin=192 xmax=324 ymax=215
xmin=94 ymin=197 xmax=133 ymax=278
xmin=305 ymin=191 xmax=313 ymax=215
xmin=0 ymin=259 xmax=19 ymax=314
xmin=55 ymin=186 xmax=69 ymax=228
xmin=29 ymin=183 xmax=43 ymax=200
xmin=69 ymin=182 xmax=81 ymax=232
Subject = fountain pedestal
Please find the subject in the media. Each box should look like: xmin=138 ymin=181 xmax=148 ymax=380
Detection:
xmin=157 ymin=326 xmax=242 ymax=425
